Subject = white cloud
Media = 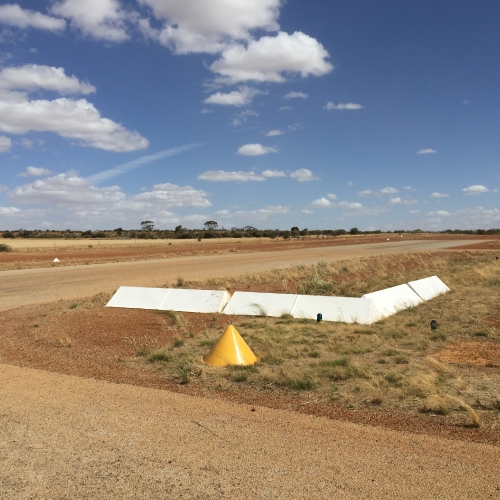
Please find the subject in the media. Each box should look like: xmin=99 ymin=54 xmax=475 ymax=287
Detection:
xmin=210 ymin=31 xmax=333 ymax=83
xmin=338 ymin=201 xmax=364 ymax=210
xmin=138 ymin=0 xmax=281 ymax=54
xmin=431 ymin=192 xmax=449 ymax=198
xmin=9 ymin=173 xmax=211 ymax=226
xmin=0 ymin=135 xmax=11 ymax=152
xmin=462 ymin=185 xmax=489 ymax=195
xmin=409 ymin=210 xmax=420 ymax=214
xmin=200 ymin=108 xmax=213 ymax=114
xmin=198 ymin=170 xmax=265 ymax=182
xmin=285 ymin=91 xmax=308 ymax=99
xmin=237 ymin=143 xmax=278 ymax=156
xmin=428 ymin=210 xmax=451 ymax=216
xmin=133 ymin=183 xmax=212 ymax=208
xmin=404 ymin=186 xmax=414 ymax=191
xmin=233 ymin=205 xmax=290 ymax=219
xmin=89 ymin=144 xmax=202 ymax=183
xmin=262 ymin=169 xmax=286 ymax=178
xmin=324 ymin=102 xmax=363 ymax=110
xmin=0 ymin=206 xmax=21 ymax=215
xmin=18 ymin=166 xmax=52 ymax=177
xmin=0 ymin=64 xmax=96 ymax=95
xmin=0 ymin=64 xmax=148 ymax=152
xmin=204 ymin=86 xmax=262 ymax=107
xmin=11 ymin=172 xmax=125 ymax=206
xmin=302 ymin=208 xmax=314 ymax=214
xmin=290 ymin=168 xmax=318 ymax=182
xmin=327 ymin=193 xmax=337 ymax=200
xmin=380 ymin=187 xmax=398 ymax=194
xmin=310 ymin=197 xmax=331 ymax=208
xmin=417 ymin=148 xmax=437 ymax=154
xmin=455 ymin=206 xmax=500 ymax=226
xmin=51 ymin=0 xmax=130 ymax=42
xmin=265 ymin=129 xmax=284 ymax=136
xmin=0 ymin=4 xmax=66 ymax=32
xmin=390 ymin=197 xmax=402 ymax=204
xmin=358 ymin=189 xmax=373 ymax=196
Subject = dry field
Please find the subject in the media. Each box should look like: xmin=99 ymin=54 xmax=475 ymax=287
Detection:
xmin=2 ymin=250 xmax=499 ymax=444
xmin=0 ymin=233 xmax=494 ymax=271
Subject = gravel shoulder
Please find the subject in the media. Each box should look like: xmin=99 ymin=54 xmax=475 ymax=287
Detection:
xmin=1 ymin=363 xmax=499 ymax=500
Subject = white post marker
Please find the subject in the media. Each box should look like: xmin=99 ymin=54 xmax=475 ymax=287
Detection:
xmin=53 ymin=258 xmax=60 ymax=262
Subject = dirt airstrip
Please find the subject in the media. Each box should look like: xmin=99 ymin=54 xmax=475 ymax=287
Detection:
xmin=1 ymin=235 xmax=500 ymax=499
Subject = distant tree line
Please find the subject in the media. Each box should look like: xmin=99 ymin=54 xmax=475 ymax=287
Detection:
xmin=2 ymin=223 xmax=499 ymax=240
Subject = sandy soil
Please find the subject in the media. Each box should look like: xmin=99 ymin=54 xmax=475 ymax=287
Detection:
xmin=1 ymin=233 xmax=497 ymax=271
xmin=2 ymin=236 xmax=499 ymax=498
xmin=1 ymin=299 xmax=499 ymax=446
xmin=0 ymin=238 xmax=489 ymax=313
xmin=2 ymin=363 xmax=499 ymax=500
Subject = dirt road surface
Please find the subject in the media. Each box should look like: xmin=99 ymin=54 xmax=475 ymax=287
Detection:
xmin=1 ymin=363 xmax=499 ymax=500
xmin=0 ymin=238 xmax=480 ymax=312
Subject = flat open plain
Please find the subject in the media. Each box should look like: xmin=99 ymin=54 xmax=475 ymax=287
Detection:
xmin=1 ymin=236 xmax=499 ymax=499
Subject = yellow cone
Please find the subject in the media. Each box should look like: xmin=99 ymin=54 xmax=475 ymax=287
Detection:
xmin=203 ymin=325 xmax=258 ymax=367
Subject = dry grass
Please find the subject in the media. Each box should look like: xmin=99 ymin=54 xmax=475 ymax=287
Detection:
xmin=123 ymin=251 xmax=500 ymax=426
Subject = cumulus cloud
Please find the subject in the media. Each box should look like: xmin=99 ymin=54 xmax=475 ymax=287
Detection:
xmin=302 ymin=208 xmax=314 ymax=214
xmin=285 ymin=91 xmax=308 ymax=99
xmin=431 ymin=192 xmax=449 ymax=198
xmin=0 ymin=64 xmax=148 ymax=152
xmin=428 ymin=210 xmax=451 ymax=216
xmin=290 ymin=168 xmax=318 ymax=182
xmin=0 ymin=64 xmax=95 ymax=95
xmin=324 ymin=102 xmax=363 ymax=110
xmin=455 ymin=206 xmax=500 ymax=226
xmin=417 ymin=148 xmax=437 ymax=154
xmin=380 ymin=187 xmax=398 ymax=194
xmin=197 ymin=170 xmax=265 ymax=182
xmin=462 ymin=185 xmax=489 ymax=195
xmin=389 ymin=197 xmax=402 ymax=204
xmin=0 ymin=135 xmax=11 ymax=152
xmin=0 ymin=4 xmax=66 ymax=32
xmin=265 ymin=129 xmax=284 ymax=136
xmin=51 ymin=0 xmax=130 ymax=42
xmin=338 ymin=201 xmax=364 ymax=210
xmin=237 ymin=143 xmax=278 ymax=156
xmin=310 ymin=197 xmax=332 ymax=208
xmin=210 ymin=31 xmax=333 ymax=83
xmin=327 ymin=193 xmax=337 ymax=200
xmin=358 ymin=189 xmax=373 ymax=196
xmin=18 ymin=166 xmax=52 ymax=177
xmin=9 ymin=173 xmax=211 ymax=225
xmin=233 ymin=205 xmax=289 ymax=219
xmin=204 ymin=86 xmax=262 ymax=107
xmin=262 ymin=169 xmax=286 ymax=178
xmin=138 ymin=0 xmax=281 ymax=54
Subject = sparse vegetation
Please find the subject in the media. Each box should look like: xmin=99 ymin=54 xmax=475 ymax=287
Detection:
xmin=0 ymin=243 xmax=13 ymax=252
xmin=122 ymin=251 xmax=500 ymax=427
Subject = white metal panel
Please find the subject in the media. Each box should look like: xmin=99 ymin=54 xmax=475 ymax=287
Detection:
xmin=362 ymin=284 xmax=423 ymax=318
xmin=408 ymin=276 xmax=450 ymax=301
xmin=159 ymin=289 xmax=230 ymax=313
xmin=222 ymin=291 xmax=298 ymax=317
xmin=291 ymin=295 xmax=382 ymax=324
xmin=106 ymin=286 xmax=170 ymax=310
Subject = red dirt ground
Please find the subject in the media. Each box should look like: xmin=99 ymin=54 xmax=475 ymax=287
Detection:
xmin=1 ymin=233 xmax=497 ymax=270
xmin=434 ymin=342 xmax=500 ymax=367
xmin=1 ymin=299 xmax=499 ymax=447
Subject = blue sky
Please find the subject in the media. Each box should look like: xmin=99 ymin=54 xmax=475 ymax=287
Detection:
xmin=0 ymin=0 xmax=499 ymax=231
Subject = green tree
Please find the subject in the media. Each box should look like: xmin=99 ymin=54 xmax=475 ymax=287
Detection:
xmin=141 ymin=220 xmax=154 ymax=232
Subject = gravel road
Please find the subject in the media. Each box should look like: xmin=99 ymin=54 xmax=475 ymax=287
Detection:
xmin=0 ymin=239 xmax=477 ymax=312
xmin=2 ymin=364 xmax=499 ymax=499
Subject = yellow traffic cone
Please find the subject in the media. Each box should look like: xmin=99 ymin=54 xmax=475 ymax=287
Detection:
xmin=203 ymin=325 xmax=258 ymax=367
